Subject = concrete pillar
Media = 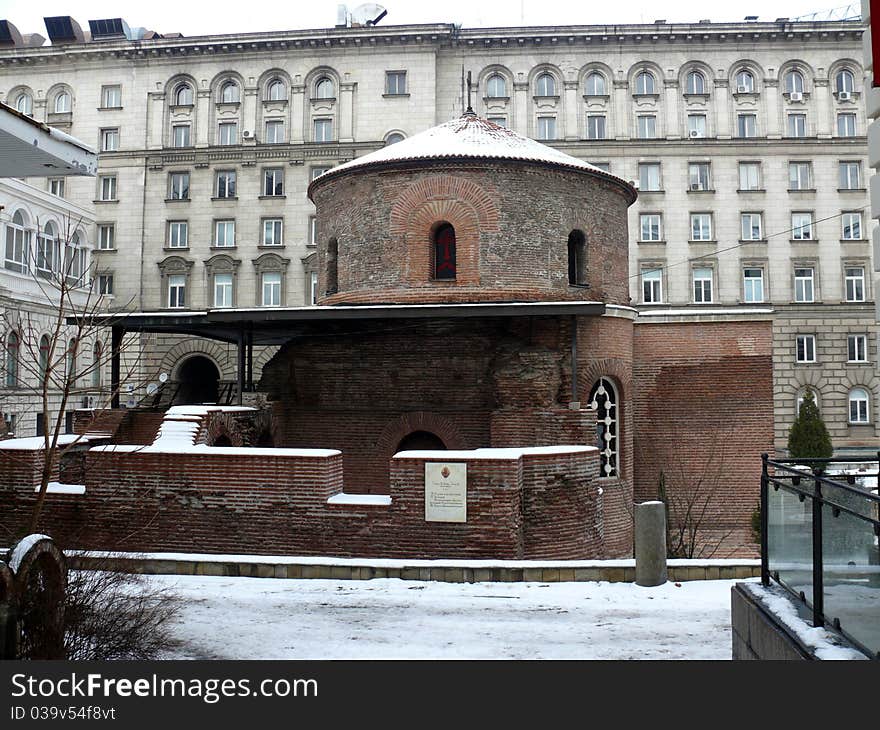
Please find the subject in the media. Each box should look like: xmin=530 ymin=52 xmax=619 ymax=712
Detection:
xmin=635 ymin=501 xmax=668 ymax=587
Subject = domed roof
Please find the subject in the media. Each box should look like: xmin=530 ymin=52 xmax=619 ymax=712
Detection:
xmin=309 ymin=112 xmax=635 ymax=201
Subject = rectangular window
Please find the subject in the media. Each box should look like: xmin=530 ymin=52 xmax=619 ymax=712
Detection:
xmin=262 ymin=218 xmax=283 ymax=246
xmin=786 ymin=113 xmax=807 ymax=137
xmin=218 ymin=122 xmax=238 ymax=146
xmin=172 ymin=124 xmax=191 ymax=148
xmin=5 ymin=221 xmax=29 ymax=274
xmin=842 ymin=213 xmax=863 ymax=240
xmin=590 ymin=162 xmax=611 ymax=172
xmin=640 ymin=214 xmax=662 ymax=242
xmin=638 ymin=163 xmax=661 ymax=191
xmin=738 ymin=162 xmax=761 ymax=191
xmin=169 ymin=171 xmax=190 ymax=200
xmin=215 ymin=170 xmax=237 ymax=199
xmin=487 ymin=116 xmax=507 ymax=128
xmin=586 ymin=115 xmax=606 ymax=140
xmin=385 ymin=71 xmax=407 ymax=95
xmin=789 ymin=162 xmax=812 ymax=190
xmin=49 ymin=179 xmax=65 ymax=197
xmin=741 ymin=213 xmax=763 ymax=241
xmin=837 ymin=112 xmax=856 ymax=137
xmin=98 ymin=274 xmax=114 ymax=296
xmin=690 ymin=213 xmax=712 ymax=241
xmin=850 ymin=392 xmax=869 ymax=423
xmin=309 ymin=216 xmax=318 ymax=246
xmin=263 ymin=168 xmax=284 ymax=196
xmin=98 ymin=224 xmax=115 ymax=250
xmin=637 ymin=114 xmax=656 ymax=139
xmin=839 ymin=161 xmax=861 ymax=189
xmin=168 ymin=274 xmax=186 ymax=308
xmin=687 ymin=114 xmax=706 ymax=138
xmin=167 ymin=221 xmax=188 ymax=248
xmin=314 ymin=118 xmax=333 ymax=143
xmin=537 ymin=116 xmax=556 ymax=140
xmin=642 ymin=267 xmax=662 ymax=303
xmin=311 ymin=166 xmax=331 ymax=181
xmin=794 ymin=267 xmax=815 ymax=302
xmin=693 ymin=267 xmax=713 ymax=303
xmin=101 ymin=85 xmax=121 ymax=108
xmin=743 ymin=267 xmax=765 ymax=303
xmin=848 ymin=334 xmax=868 ymax=362
xmin=737 ymin=114 xmax=757 ymax=138
xmin=262 ymin=272 xmax=282 ymax=307
xmin=310 ymin=272 xmax=318 ymax=305
xmin=99 ymin=175 xmax=117 ymax=201
xmin=265 ymin=120 xmax=284 ymax=144
xmin=214 ymin=220 xmax=235 ymax=247
xmin=796 ymin=334 xmax=816 ymax=363
xmin=791 ymin=213 xmax=813 ymax=241
xmin=213 ymin=273 xmax=233 ymax=308
xmin=845 ymin=266 xmax=866 ymax=301
xmin=688 ymin=162 xmax=710 ymax=191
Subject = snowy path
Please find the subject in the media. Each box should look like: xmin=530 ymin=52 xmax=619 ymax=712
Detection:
xmin=152 ymin=575 xmax=751 ymax=660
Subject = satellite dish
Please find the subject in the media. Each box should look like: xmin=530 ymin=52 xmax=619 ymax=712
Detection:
xmin=146 ymin=383 xmax=158 ymax=395
xmin=159 ymin=372 xmax=168 ymax=383
xmin=351 ymin=3 xmax=387 ymax=25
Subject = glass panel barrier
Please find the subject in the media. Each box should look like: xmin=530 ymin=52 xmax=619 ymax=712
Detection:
xmin=767 ymin=479 xmax=814 ymax=605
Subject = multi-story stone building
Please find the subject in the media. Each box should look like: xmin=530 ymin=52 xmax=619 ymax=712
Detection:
xmin=0 ymin=13 xmax=875 ymax=456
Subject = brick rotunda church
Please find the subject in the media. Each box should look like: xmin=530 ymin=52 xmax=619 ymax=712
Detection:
xmin=1 ymin=110 xmax=774 ymax=559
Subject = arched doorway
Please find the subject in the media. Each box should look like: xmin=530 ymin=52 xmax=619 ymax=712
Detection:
xmin=396 ymin=430 xmax=447 ymax=452
xmin=174 ymin=356 xmax=220 ymax=405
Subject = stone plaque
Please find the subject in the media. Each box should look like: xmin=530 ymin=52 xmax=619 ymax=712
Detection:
xmin=424 ymin=462 xmax=467 ymax=523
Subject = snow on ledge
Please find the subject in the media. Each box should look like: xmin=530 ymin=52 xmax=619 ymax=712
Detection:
xmin=36 ymin=482 xmax=86 ymax=495
xmin=0 ymin=434 xmax=91 ymax=451
xmin=89 ymin=443 xmax=341 ymax=458
xmin=327 ymin=493 xmax=392 ymax=507
xmin=393 ymin=445 xmax=596 ymax=460
xmin=8 ymin=534 xmax=52 ymax=573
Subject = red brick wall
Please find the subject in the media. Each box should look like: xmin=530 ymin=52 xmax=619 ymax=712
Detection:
xmin=632 ymin=320 xmax=774 ymax=557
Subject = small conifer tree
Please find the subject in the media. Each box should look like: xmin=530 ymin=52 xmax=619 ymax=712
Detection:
xmin=787 ymin=389 xmax=832 ymax=460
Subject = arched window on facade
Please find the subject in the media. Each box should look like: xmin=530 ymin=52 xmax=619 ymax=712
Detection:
xmin=54 ymin=91 xmax=71 ymax=113
xmin=36 ymin=221 xmax=55 ymax=279
xmin=585 ymin=72 xmax=606 ymax=96
xmin=15 ymin=92 xmax=32 ymax=115
xmin=92 ymin=341 xmax=102 ymax=388
xmin=433 ymin=223 xmax=456 ymax=280
xmin=589 ymin=377 xmax=618 ymax=477
xmin=785 ymin=69 xmax=805 ymax=94
xmin=6 ymin=331 xmax=19 ymax=387
xmin=314 ymin=77 xmax=334 ymax=99
xmin=326 ymin=237 xmax=339 ymax=295
xmin=735 ymin=69 xmax=755 ymax=92
xmin=384 ymin=132 xmax=405 ymax=145
xmin=836 ymin=68 xmax=855 ymax=94
xmin=536 ymin=72 xmax=556 ymax=96
xmin=175 ymin=83 xmax=193 ymax=105
xmin=39 ymin=335 xmax=50 ymax=379
xmin=267 ymin=79 xmax=286 ymax=101
xmin=220 ymin=81 xmax=239 ymax=103
xmin=6 ymin=210 xmax=31 ymax=274
xmin=486 ymin=74 xmax=507 ymax=98
xmin=849 ymin=387 xmax=870 ymax=424
xmin=567 ymin=229 xmax=587 ymax=286
xmin=686 ymin=71 xmax=705 ymax=95
xmin=634 ymin=71 xmax=655 ymax=95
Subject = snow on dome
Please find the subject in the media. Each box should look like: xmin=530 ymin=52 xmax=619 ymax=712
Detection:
xmin=309 ymin=112 xmax=633 ymax=196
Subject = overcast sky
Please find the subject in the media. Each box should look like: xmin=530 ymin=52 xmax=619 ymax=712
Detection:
xmin=1 ymin=0 xmax=861 ymax=38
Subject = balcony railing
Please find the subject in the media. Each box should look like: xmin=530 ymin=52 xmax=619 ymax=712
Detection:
xmin=761 ymin=453 xmax=880 ymax=659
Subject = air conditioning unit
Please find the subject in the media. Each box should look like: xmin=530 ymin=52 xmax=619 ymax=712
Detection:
xmin=737 ymin=85 xmax=750 ymax=93
xmin=789 ymin=91 xmax=803 ymax=102
xmin=688 ymin=129 xmax=701 ymax=138
xmin=242 ymin=130 xmax=253 ymax=139
xmin=839 ymin=90 xmax=851 ymax=101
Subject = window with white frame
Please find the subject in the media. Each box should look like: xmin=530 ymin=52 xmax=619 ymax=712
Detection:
xmin=789 ymin=162 xmax=812 ymax=190
xmin=99 ymin=175 xmax=117 ymax=201
xmin=590 ymin=162 xmax=611 ymax=172
xmin=172 ymin=124 xmax=191 ymax=148
xmin=688 ymin=162 xmax=710 ymax=191
xmin=586 ymin=115 xmax=606 ymax=140
xmin=214 ymin=220 xmax=235 ymax=248
xmin=310 ymin=272 xmax=319 ymax=305
xmin=537 ymin=116 xmax=556 ymax=140
xmin=167 ymin=274 xmax=186 ymax=308
xmin=15 ymin=91 xmax=32 ymax=115
xmin=794 ymin=267 xmax=815 ymax=302
xmin=690 ymin=213 xmax=712 ymax=241
xmin=314 ymin=77 xmax=334 ymax=100
xmin=737 ymin=114 xmax=757 ymax=138
xmin=100 ymin=128 xmax=119 ymax=152
xmin=692 ymin=267 xmax=713 ymax=303
xmin=839 ymin=161 xmax=862 ymax=189
xmin=848 ymin=334 xmax=868 ymax=362
xmin=686 ymin=70 xmax=706 ymax=95
xmin=218 ymin=122 xmax=238 ymax=146
xmin=743 ymin=267 xmax=765 ymax=302
xmin=842 ymin=213 xmax=863 ymax=240
xmin=215 ymin=170 xmax=236 ymax=199
xmin=262 ymin=219 xmax=283 ymax=246
xmin=385 ymin=71 xmax=407 ymax=95
xmin=739 ymin=162 xmax=761 ymax=191
xmin=634 ymin=71 xmax=655 ymax=95
xmin=638 ymin=163 xmax=661 ymax=191
xmin=637 ymin=115 xmax=657 ymax=139
xmin=741 ymin=212 xmax=763 ymax=241
xmin=796 ymin=334 xmax=816 ymax=363
xmin=487 ymin=74 xmax=507 ymax=98
xmin=98 ymin=224 xmax=115 ymax=250
xmin=585 ymin=72 xmax=605 ymax=96
xmin=267 ymin=79 xmax=286 ymax=101
xmin=262 ymin=271 xmax=282 ymax=307
xmin=169 ymin=171 xmax=190 ymax=200
xmin=836 ymin=69 xmax=855 ymax=94
xmin=640 ymin=214 xmax=662 ymax=242
xmin=845 ymin=265 xmax=866 ymax=301
xmin=213 ymin=273 xmax=233 ymax=308
xmin=791 ymin=212 xmax=813 ymax=240
xmin=219 ymin=81 xmax=239 ymax=104
xmin=174 ymin=83 xmax=193 ymax=106
xmin=309 ymin=216 xmax=318 ymax=246
xmin=263 ymin=168 xmax=283 ymax=196
xmin=784 ymin=69 xmax=805 ymax=94
xmin=687 ymin=114 xmax=706 ymax=138
xmin=49 ymin=179 xmax=65 ymax=197
xmin=849 ymin=388 xmax=870 ymax=423
xmin=787 ymin=113 xmax=806 ymax=137
xmin=167 ymin=221 xmax=188 ymax=248
xmin=536 ymin=72 xmax=556 ymax=96
xmin=642 ymin=267 xmax=662 ymax=303
xmin=5 ymin=210 xmax=30 ymax=274
xmin=36 ymin=223 xmax=55 ymax=278
xmin=54 ymin=91 xmax=71 ymax=113
xmin=101 ymin=85 xmax=121 ymax=108
xmin=98 ymin=274 xmax=114 ymax=296
xmin=314 ymin=118 xmax=333 ymax=143
xmin=311 ymin=166 xmax=332 ymax=181
xmin=735 ymin=69 xmax=755 ymax=92
xmin=487 ymin=116 xmax=507 ymax=128
xmin=837 ymin=113 xmax=856 ymax=137
xmin=265 ymin=119 xmax=284 ymax=144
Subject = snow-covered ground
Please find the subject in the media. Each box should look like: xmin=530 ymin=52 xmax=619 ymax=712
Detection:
xmin=154 ymin=575 xmax=752 ymax=660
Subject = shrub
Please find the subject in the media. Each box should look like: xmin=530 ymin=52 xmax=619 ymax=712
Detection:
xmin=787 ymin=389 xmax=832 ymax=461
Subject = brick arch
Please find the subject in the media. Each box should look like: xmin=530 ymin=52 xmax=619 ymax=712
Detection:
xmin=205 ymin=413 xmax=244 ymax=447
xmin=375 ymin=411 xmax=467 ymax=458
xmin=159 ymin=339 xmax=235 ymax=380
xmin=579 ymin=358 xmax=632 ymax=401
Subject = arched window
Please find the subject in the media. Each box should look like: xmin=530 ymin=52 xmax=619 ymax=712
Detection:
xmin=92 ymin=341 xmax=102 ymax=388
xmin=486 ymin=74 xmax=507 ymax=98
xmin=384 ymin=132 xmax=405 ymax=145
xmin=39 ymin=335 xmax=50 ymax=379
xmin=219 ymin=81 xmax=239 ymax=103
xmin=67 ymin=338 xmax=77 ymax=385
xmin=54 ymin=91 xmax=71 ymax=113
xmin=5 ymin=331 xmax=19 ymax=387
xmin=836 ymin=68 xmax=855 ymax=93
xmin=267 ymin=79 xmax=286 ymax=101
xmin=634 ymin=71 xmax=655 ymax=95
xmin=585 ymin=72 xmax=606 ymax=96
xmin=849 ymin=387 xmax=870 ymax=423
xmin=433 ymin=223 xmax=456 ymax=280
xmin=6 ymin=210 xmax=31 ymax=274
xmin=36 ymin=221 xmax=56 ymax=279
xmin=314 ymin=77 xmax=334 ymax=99
xmin=686 ymin=71 xmax=705 ymax=95
xmin=326 ymin=237 xmax=338 ymax=295
xmin=735 ymin=69 xmax=755 ymax=93
xmin=589 ymin=377 xmax=618 ymax=477
xmin=174 ymin=83 xmax=193 ymax=105
xmin=567 ymin=229 xmax=587 ymax=286
xmin=785 ymin=69 xmax=805 ymax=94
xmin=536 ymin=72 xmax=556 ymax=97
xmin=15 ymin=92 xmax=32 ymax=115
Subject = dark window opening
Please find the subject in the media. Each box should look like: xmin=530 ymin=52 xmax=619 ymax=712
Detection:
xmin=396 ymin=430 xmax=447 ymax=452
xmin=433 ymin=223 xmax=456 ymax=280
xmin=326 ymin=237 xmax=338 ymax=295
xmin=589 ymin=377 xmax=618 ymax=477
xmin=568 ymin=229 xmax=587 ymax=286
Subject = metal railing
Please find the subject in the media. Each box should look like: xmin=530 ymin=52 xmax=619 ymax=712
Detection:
xmin=761 ymin=453 xmax=880 ymax=659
